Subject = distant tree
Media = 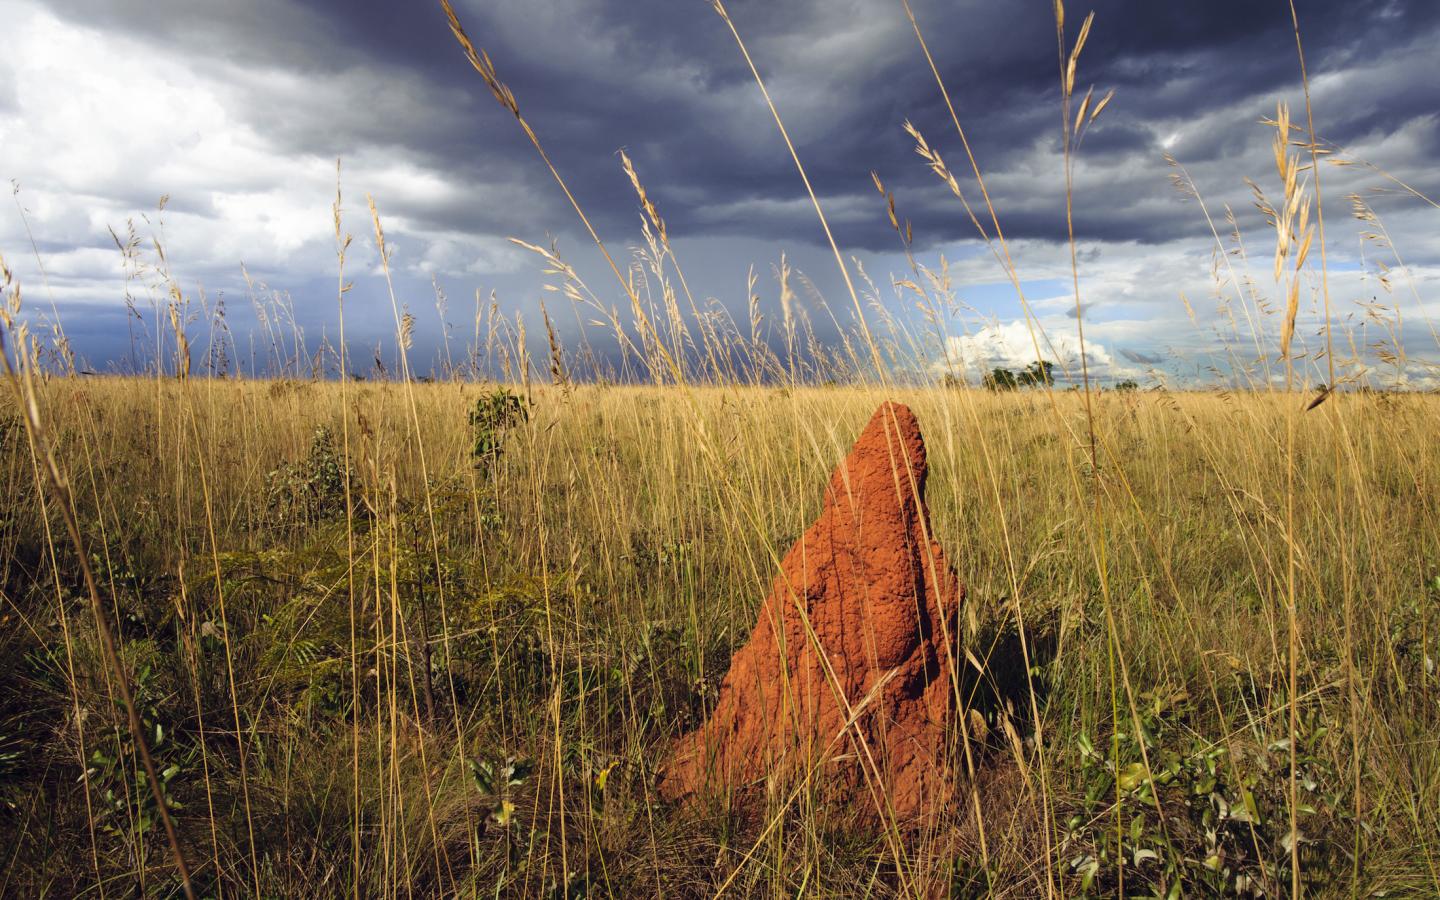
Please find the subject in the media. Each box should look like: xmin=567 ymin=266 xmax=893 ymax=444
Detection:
xmin=1114 ymin=379 xmax=1139 ymax=392
xmin=1017 ymin=360 xmax=1055 ymax=387
xmin=941 ymin=372 xmax=965 ymax=390
xmin=982 ymin=367 xmax=1019 ymax=391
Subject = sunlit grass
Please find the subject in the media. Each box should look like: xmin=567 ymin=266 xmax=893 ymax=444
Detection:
xmin=1 ymin=0 xmax=1437 ymax=895
xmin=0 ymin=374 xmax=1437 ymax=895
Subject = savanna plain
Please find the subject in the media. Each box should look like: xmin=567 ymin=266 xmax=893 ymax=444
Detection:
xmin=2 ymin=377 xmax=1437 ymax=897
xmin=2 ymin=0 xmax=1439 ymax=897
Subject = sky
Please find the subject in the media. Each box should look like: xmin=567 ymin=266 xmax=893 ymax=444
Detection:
xmin=1 ymin=0 xmax=1437 ymax=386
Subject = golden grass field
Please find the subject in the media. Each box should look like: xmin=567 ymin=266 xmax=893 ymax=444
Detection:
xmin=2 ymin=0 xmax=1439 ymax=895
xmin=1 ymin=377 xmax=1437 ymax=895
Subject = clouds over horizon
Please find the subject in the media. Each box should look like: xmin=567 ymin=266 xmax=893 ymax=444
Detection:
xmin=0 ymin=0 xmax=1437 ymax=384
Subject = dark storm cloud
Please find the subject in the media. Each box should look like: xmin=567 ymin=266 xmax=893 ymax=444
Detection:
xmin=1120 ymin=348 xmax=1164 ymax=365
xmin=25 ymin=0 xmax=1440 ymax=253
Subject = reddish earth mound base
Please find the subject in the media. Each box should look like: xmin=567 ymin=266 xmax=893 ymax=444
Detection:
xmin=662 ymin=401 xmax=963 ymax=822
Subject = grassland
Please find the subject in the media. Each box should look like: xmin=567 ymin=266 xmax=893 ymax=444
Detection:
xmin=1 ymin=376 xmax=1437 ymax=896
xmin=1 ymin=0 xmax=1437 ymax=894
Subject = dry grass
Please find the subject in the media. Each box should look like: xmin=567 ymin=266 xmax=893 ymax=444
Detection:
xmin=1 ymin=1 xmax=1438 ymax=896
xmin=0 ymin=376 xmax=1437 ymax=896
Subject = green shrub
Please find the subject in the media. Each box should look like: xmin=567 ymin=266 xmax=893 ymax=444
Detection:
xmin=468 ymin=388 xmax=528 ymax=468
xmin=264 ymin=425 xmax=347 ymax=524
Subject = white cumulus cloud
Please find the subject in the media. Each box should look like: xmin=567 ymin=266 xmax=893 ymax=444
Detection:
xmin=942 ymin=318 xmax=1146 ymax=384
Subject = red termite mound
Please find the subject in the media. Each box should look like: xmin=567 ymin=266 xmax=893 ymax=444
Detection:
xmin=662 ymin=401 xmax=962 ymax=822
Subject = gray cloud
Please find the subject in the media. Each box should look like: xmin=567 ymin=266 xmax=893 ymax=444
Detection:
xmin=1 ymin=0 xmax=1438 ymax=379
xmin=1120 ymin=348 xmax=1164 ymax=365
xmin=34 ymin=0 xmax=1440 ymax=251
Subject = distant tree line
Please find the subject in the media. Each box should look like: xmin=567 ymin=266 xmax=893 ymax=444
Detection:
xmin=982 ymin=360 xmax=1055 ymax=390
xmin=940 ymin=361 xmax=1144 ymax=392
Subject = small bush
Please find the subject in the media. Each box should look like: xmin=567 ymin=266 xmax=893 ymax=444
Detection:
xmin=469 ymin=388 xmax=528 ymax=469
xmin=264 ymin=425 xmax=347 ymax=524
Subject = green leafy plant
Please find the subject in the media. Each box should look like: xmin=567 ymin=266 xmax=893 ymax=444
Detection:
xmin=470 ymin=753 xmax=534 ymax=836
xmin=264 ymin=425 xmax=347 ymax=523
xmin=1063 ymin=687 xmax=1355 ymax=897
xmin=83 ymin=662 xmax=184 ymax=864
xmin=468 ymin=388 xmax=528 ymax=468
